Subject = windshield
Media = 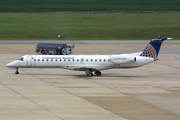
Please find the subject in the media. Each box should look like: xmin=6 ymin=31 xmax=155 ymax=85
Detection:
xmin=18 ymin=57 xmax=24 ymax=61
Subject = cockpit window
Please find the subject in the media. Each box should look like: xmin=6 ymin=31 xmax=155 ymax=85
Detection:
xmin=18 ymin=57 xmax=24 ymax=61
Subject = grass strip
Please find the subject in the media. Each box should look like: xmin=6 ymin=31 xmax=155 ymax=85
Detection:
xmin=0 ymin=13 xmax=180 ymax=40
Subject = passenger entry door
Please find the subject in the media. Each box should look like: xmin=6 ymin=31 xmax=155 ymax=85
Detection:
xmin=26 ymin=55 xmax=32 ymax=66
xmin=80 ymin=58 xmax=84 ymax=64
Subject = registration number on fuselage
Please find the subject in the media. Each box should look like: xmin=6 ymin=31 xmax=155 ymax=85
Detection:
xmin=111 ymin=64 xmax=120 ymax=67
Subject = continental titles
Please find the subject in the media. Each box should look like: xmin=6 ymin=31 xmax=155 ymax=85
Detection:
xmin=42 ymin=57 xmax=74 ymax=59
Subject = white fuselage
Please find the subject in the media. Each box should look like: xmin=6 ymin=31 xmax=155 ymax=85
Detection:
xmin=6 ymin=54 xmax=155 ymax=71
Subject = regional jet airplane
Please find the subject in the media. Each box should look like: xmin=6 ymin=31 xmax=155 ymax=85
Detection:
xmin=6 ymin=37 xmax=171 ymax=77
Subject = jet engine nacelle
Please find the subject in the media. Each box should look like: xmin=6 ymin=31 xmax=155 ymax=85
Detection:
xmin=110 ymin=54 xmax=136 ymax=64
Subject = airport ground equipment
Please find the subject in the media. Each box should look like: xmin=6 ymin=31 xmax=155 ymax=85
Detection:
xmin=35 ymin=43 xmax=75 ymax=55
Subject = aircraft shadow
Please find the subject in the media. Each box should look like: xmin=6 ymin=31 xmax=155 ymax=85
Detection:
xmin=7 ymin=73 xmax=149 ymax=78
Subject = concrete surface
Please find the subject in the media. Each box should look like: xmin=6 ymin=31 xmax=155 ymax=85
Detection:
xmin=0 ymin=41 xmax=180 ymax=120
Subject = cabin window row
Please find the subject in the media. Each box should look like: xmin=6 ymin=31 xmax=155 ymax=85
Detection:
xmin=33 ymin=59 xmax=110 ymax=62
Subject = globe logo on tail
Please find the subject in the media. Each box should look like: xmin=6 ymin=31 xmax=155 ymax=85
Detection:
xmin=140 ymin=44 xmax=157 ymax=58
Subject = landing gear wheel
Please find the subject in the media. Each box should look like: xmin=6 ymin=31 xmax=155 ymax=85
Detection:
xmin=15 ymin=68 xmax=19 ymax=74
xmin=95 ymin=71 xmax=101 ymax=76
xmin=85 ymin=69 xmax=93 ymax=77
xmin=41 ymin=49 xmax=46 ymax=54
xmin=15 ymin=71 xmax=19 ymax=74
xmin=88 ymin=73 xmax=93 ymax=77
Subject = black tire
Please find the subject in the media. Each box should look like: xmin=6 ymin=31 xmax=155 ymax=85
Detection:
xmin=41 ymin=49 xmax=46 ymax=54
xmin=88 ymin=73 xmax=93 ymax=77
xmin=95 ymin=71 xmax=101 ymax=76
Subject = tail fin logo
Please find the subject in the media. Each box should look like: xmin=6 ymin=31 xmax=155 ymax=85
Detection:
xmin=140 ymin=44 xmax=156 ymax=58
xmin=140 ymin=37 xmax=172 ymax=58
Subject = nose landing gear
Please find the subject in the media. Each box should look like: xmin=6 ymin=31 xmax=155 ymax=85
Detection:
xmin=15 ymin=68 xmax=19 ymax=74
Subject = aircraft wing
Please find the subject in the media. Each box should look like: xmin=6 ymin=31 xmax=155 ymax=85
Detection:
xmin=74 ymin=67 xmax=97 ymax=71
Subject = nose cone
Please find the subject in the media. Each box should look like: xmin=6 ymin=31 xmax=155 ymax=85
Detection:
xmin=6 ymin=61 xmax=16 ymax=67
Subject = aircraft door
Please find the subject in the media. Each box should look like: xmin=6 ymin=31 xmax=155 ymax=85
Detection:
xmin=26 ymin=55 xmax=32 ymax=66
xmin=80 ymin=58 xmax=84 ymax=64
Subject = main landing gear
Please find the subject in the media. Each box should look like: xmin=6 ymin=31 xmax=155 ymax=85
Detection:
xmin=95 ymin=71 xmax=101 ymax=76
xmin=85 ymin=69 xmax=101 ymax=77
xmin=15 ymin=68 xmax=19 ymax=74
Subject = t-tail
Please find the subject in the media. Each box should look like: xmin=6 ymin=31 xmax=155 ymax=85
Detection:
xmin=140 ymin=36 xmax=172 ymax=58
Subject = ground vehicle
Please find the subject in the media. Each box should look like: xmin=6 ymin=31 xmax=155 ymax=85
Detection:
xmin=35 ymin=43 xmax=75 ymax=55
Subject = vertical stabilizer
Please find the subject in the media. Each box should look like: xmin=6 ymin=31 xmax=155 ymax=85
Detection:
xmin=140 ymin=37 xmax=172 ymax=58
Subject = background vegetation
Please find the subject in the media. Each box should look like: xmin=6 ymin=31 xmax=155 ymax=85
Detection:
xmin=0 ymin=0 xmax=180 ymax=40
xmin=1 ymin=13 xmax=180 ymax=40
xmin=1 ymin=0 xmax=180 ymax=12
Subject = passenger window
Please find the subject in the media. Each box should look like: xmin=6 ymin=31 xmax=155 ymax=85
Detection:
xmin=99 ymin=59 xmax=101 ymax=62
xmin=47 ymin=59 xmax=48 ymax=61
xmin=64 ymin=59 xmax=66 ymax=61
xmin=95 ymin=59 xmax=97 ymax=62
xmin=34 ymin=59 xmax=36 ymax=61
xmin=91 ymin=59 xmax=93 ymax=61
xmin=86 ymin=59 xmax=88 ymax=62
xmin=68 ymin=59 xmax=70 ymax=61
xmin=108 ymin=59 xmax=110 ymax=61
xmin=77 ymin=59 xmax=79 ymax=61
xmin=104 ymin=59 xmax=106 ymax=62
xmin=60 ymin=59 xmax=61 ymax=61
xmin=38 ymin=59 xmax=40 ymax=61
xmin=73 ymin=59 xmax=75 ymax=61
xmin=55 ymin=59 xmax=57 ymax=61
xmin=42 ymin=59 xmax=44 ymax=61
xmin=51 ymin=59 xmax=53 ymax=61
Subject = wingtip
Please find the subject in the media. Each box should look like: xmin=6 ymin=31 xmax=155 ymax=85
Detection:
xmin=167 ymin=38 xmax=173 ymax=40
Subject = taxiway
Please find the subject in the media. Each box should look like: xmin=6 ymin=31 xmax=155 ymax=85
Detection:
xmin=0 ymin=40 xmax=180 ymax=120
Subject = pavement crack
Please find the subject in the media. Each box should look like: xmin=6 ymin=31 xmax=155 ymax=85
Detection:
xmin=0 ymin=81 xmax=63 ymax=120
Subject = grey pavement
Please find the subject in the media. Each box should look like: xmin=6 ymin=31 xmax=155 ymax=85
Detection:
xmin=0 ymin=41 xmax=180 ymax=120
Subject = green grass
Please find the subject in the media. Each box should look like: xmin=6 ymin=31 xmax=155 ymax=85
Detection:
xmin=1 ymin=0 xmax=180 ymax=12
xmin=0 ymin=13 xmax=180 ymax=40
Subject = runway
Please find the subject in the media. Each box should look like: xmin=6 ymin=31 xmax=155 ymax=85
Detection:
xmin=0 ymin=40 xmax=180 ymax=120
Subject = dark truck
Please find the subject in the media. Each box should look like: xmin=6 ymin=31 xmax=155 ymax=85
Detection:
xmin=35 ymin=43 xmax=75 ymax=55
